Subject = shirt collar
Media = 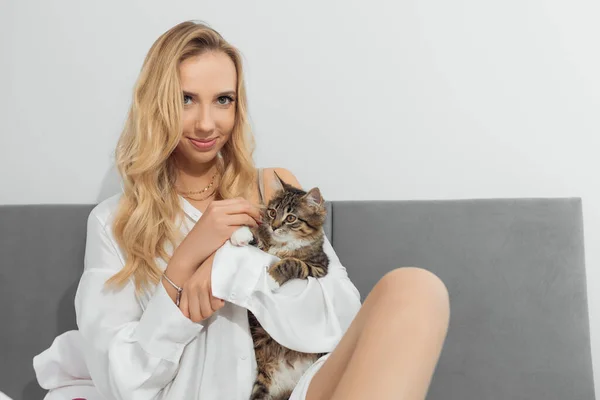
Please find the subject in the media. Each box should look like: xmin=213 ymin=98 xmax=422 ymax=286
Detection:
xmin=179 ymin=195 xmax=202 ymax=223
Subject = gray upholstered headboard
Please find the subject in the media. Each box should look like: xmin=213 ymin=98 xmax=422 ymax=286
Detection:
xmin=0 ymin=198 xmax=594 ymax=399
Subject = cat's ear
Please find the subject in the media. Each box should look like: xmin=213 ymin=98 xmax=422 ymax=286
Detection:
xmin=271 ymin=170 xmax=288 ymax=192
xmin=304 ymin=187 xmax=324 ymax=207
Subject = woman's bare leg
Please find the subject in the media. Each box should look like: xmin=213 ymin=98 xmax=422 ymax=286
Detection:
xmin=306 ymin=267 xmax=450 ymax=400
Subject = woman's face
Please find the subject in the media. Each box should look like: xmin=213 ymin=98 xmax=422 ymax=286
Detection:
xmin=175 ymin=51 xmax=237 ymax=168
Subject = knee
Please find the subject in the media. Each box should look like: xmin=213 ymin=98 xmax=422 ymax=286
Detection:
xmin=373 ymin=267 xmax=450 ymax=318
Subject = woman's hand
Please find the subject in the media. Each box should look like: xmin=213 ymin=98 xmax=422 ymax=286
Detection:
xmin=163 ymin=197 xmax=261 ymax=305
xmin=178 ymin=253 xmax=225 ymax=322
xmin=174 ymin=197 xmax=262 ymax=271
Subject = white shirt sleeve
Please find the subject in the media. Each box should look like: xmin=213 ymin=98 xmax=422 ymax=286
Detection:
xmin=211 ymin=236 xmax=362 ymax=354
xmin=74 ymin=210 xmax=203 ymax=400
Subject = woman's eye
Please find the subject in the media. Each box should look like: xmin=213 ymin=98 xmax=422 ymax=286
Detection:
xmin=183 ymin=95 xmax=193 ymax=105
xmin=217 ymin=96 xmax=234 ymax=106
xmin=285 ymin=215 xmax=297 ymax=223
xmin=268 ymin=209 xmax=276 ymax=219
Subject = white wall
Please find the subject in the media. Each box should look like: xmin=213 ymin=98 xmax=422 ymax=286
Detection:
xmin=2 ymin=0 xmax=599 ymax=392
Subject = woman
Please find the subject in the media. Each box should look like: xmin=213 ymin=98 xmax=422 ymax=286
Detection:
xmin=70 ymin=21 xmax=449 ymax=400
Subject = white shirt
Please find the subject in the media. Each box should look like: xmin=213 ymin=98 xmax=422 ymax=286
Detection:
xmin=59 ymin=194 xmax=361 ymax=400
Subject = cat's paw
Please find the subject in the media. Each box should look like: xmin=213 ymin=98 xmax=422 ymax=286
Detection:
xmin=231 ymin=226 xmax=254 ymax=246
xmin=268 ymin=258 xmax=308 ymax=285
xmin=267 ymin=262 xmax=288 ymax=285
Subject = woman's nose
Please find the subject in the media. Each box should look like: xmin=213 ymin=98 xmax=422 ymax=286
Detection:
xmin=194 ymin=106 xmax=215 ymax=133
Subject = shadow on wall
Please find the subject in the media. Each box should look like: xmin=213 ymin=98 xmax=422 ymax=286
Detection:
xmin=97 ymin=165 xmax=122 ymax=203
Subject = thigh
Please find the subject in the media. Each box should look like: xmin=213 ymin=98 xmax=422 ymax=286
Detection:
xmin=304 ymin=277 xmax=387 ymax=400
xmin=305 ymin=267 xmax=449 ymax=400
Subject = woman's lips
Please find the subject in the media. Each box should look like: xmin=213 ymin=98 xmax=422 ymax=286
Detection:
xmin=189 ymin=137 xmax=217 ymax=151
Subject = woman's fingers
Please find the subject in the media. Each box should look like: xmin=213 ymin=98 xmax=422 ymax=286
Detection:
xmin=226 ymin=213 xmax=260 ymax=228
xmin=177 ymin=252 xmax=224 ymax=323
xmin=211 ymin=197 xmax=249 ymax=210
xmin=199 ymin=289 xmax=214 ymax=320
xmin=188 ymin=289 xmax=204 ymax=323
xmin=182 ymin=289 xmax=223 ymax=323
xmin=210 ymin=295 xmax=225 ymax=312
xmin=220 ymin=201 xmax=262 ymax=222
xmin=179 ymin=290 xmax=190 ymax=319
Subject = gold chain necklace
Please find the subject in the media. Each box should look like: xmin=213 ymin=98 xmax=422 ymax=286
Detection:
xmin=177 ymin=171 xmax=218 ymax=196
xmin=180 ymin=187 xmax=216 ymax=202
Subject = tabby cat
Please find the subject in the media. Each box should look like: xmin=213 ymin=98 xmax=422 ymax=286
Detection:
xmin=230 ymin=172 xmax=329 ymax=400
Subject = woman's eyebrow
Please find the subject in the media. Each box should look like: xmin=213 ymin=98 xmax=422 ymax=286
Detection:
xmin=217 ymin=90 xmax=237 ymax=97
xmin=182 ymin=90 xmax=237 ymax=98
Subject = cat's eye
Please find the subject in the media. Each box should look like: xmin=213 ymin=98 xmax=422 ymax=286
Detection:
xmin=285 ymin=215 xmax=297 ymax=223
xmin=267 ymin=209 xmax=277 ymax=219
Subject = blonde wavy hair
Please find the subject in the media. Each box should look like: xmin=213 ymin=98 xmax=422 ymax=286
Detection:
xmin=107 ymin=21 xmax=256 ymax=292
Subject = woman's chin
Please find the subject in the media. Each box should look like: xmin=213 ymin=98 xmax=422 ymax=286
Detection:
xmin=183 ymin=145 xmax=220 ymax=164
xmin=192 ymin=151 xmax=219 ymax=164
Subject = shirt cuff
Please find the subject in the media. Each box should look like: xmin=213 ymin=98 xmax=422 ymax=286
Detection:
xmin=135 ymin=281 xmax=203 ymax=361
xmin=211 ymin=241 xmax=280 ymax=307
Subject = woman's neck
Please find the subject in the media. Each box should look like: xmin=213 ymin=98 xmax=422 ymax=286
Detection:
xmin=174 ymin=158 xmax=220 ymax=192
